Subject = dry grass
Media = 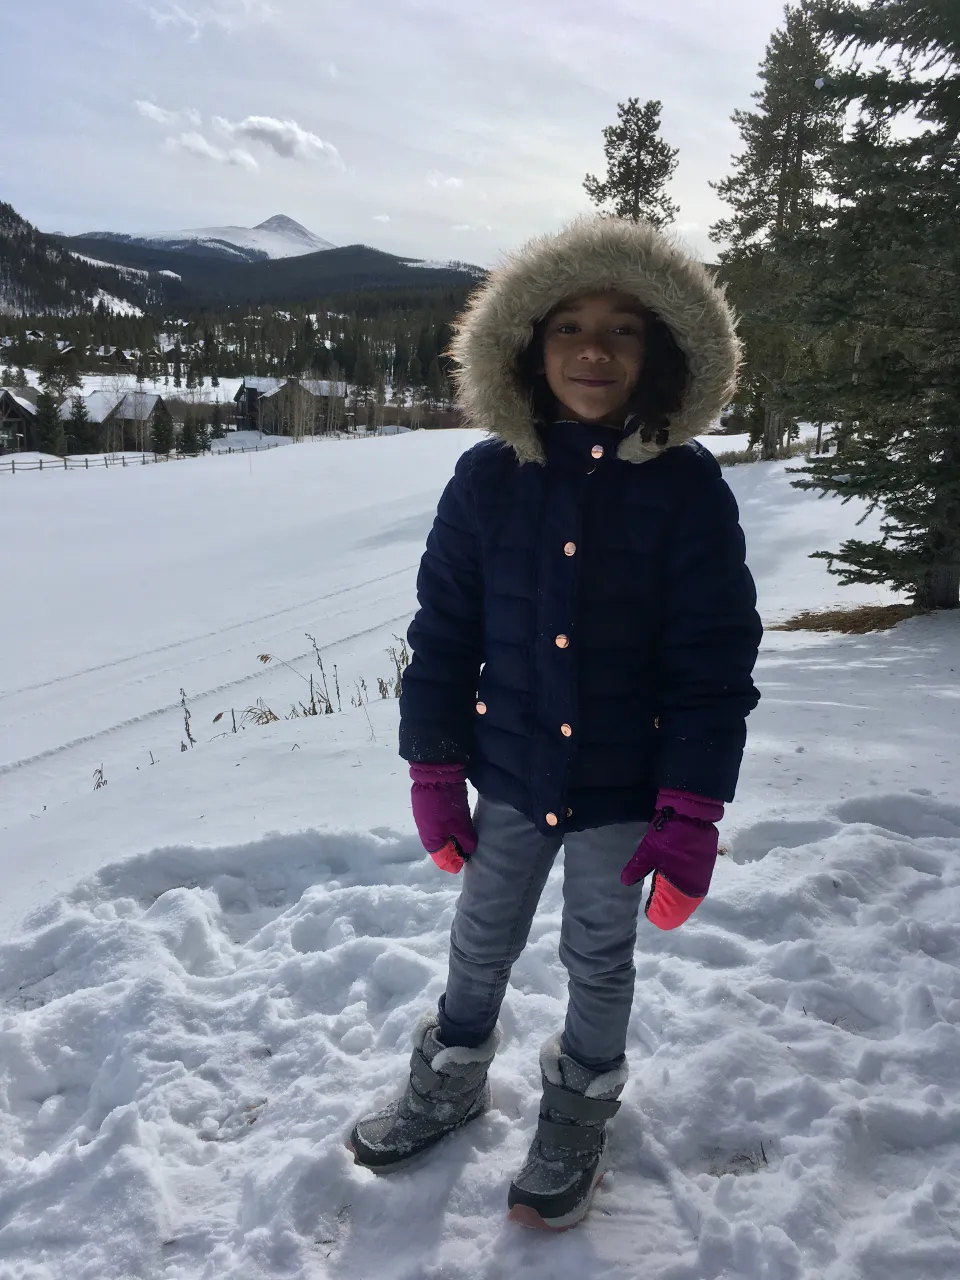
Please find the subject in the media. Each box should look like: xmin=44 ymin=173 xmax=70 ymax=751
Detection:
xmin=771 ymin=603 xmax=919 ymax=634
xmin=713 ymin=440 xmax=815 ymax=467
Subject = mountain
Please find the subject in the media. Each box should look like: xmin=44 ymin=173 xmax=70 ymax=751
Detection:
xmin=0 ymin=202 xmax=152 ymax=317
xmin=86 ymin=215 xmax=336 ymax=263
xmin=56 ymin=232 xmax=485 ymax=307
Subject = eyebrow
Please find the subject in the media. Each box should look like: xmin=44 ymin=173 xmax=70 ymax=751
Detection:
xmin=550 ymin=306 xmax=646 ymax=319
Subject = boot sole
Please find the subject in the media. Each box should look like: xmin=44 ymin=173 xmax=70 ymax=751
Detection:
xmin=507 ymin=1165 xmax=606 ymax=1232
xmin=345 ymin=1101 xmax=487 ymax=1175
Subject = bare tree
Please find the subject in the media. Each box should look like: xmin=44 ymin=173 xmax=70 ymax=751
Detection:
xmin=99 ymin=363 xmax=128 ymax=455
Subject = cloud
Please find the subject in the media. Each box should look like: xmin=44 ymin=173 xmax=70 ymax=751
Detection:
xmin=452 ymin=223 xmax=492 ymax=232
xmin=427 ymin=169 xmax=464 ymax=189
xmin=166 ymin=131 xmax=258 ymax=170
xmin=213 ymin=115 xmax=343 ymax=165
xmin=372 ymin=214 xmax=391 ymax=222
xmin=136 ymin=100 xmax=201 ymax=127
xmin=144 ymin=1 xmax=273 ymax=38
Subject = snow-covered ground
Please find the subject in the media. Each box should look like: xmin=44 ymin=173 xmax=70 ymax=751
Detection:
xmin=1 ymin=431 xmax=958 ymax=1279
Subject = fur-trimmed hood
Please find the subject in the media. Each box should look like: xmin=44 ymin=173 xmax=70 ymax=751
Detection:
xmin=449 ymin=216 xmax=742 ymax=465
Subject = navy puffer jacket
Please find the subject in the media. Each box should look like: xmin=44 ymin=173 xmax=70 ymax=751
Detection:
xmin=399 ymin=217 xmax=761 ymax=836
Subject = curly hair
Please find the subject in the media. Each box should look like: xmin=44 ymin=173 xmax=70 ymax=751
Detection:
xmin=515 ymin=309 xmax=689 ymax=448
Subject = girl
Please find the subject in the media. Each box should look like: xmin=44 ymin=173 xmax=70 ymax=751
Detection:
xmin=349 ymin=216 xmax=761 ymax=1230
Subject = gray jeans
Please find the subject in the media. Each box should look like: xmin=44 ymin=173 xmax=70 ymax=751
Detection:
xmin=438 ymin=794 xmax=648 ymax=1072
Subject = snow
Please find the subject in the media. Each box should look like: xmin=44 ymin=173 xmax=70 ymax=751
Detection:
xmin=0 ymin=432 xmax=959 ymax=1278
xmin=59 ymin=389 xmax=162 ymax=424
xmin=92 ymin=289 xmax=144 ymax=318
xmin=70 ymin=253 xmax=149 ymax=279
xmin=241 ymin=376 xmax=347 ymax=398
xmin=2 ymin=389 xmax=38 ymax=415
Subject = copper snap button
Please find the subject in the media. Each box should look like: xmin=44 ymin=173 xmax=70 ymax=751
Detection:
xmin=591 ymin=445 xmax=604 ymax=459
xmin=561 ymin=723 xmax=572 ymax=737
xmin=563 ymin=542 xmax=577 ymax=556
xmin=476 ymin=701 xmax=487 ymax=715
xmin=555 ymin=634 xmax=569 ymax=649
xmin=545 ymin=812 xmax=559 ymax=827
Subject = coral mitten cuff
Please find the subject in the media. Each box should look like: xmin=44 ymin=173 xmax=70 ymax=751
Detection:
xmin=409 ymin=763 xmax=478 ymax=874
xmin=620 ymin=788 xmax=724 ymax=929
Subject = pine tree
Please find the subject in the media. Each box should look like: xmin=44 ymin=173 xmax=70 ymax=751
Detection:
xmin=710 ymin=1 xmax=843 ymax=458
xmin=789 ymin=0 xmax=960 ymax=610
xmin=151 ymin=400 xmax=175 ymax=457
xmin=584 ymin=98 xmax=679 ymax=227
xmin=210 ymin=400 xmax=226 ymax=439
xmin=173 ymin=340 xmax=183 ymax=389
xmin=353 ymin=348 xmax=376 ymax=409
xmin=179 ymin=415 xmax=198 ymax=455
xmin=67 ymin=393 xmax=97 ymax=453
xmin=35 ymin=390 xmax=65 ymax=456
xmin=426 ymin=356 xmax=445 ymax=409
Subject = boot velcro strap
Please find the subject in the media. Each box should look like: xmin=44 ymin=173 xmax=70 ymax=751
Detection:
xmin=541 ymin=1080 xmax=621 ymax=1123
xmin=409 ymin=1049 xmax=445 ymax=1095
xmin=409 ymin=1047 xmax=475 ymax=1098
xmin=537 ymin=1116 xmax=605 ymax=1152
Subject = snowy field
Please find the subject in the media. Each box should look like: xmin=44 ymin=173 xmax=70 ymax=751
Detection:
xmin=1 ymin=431 xmax=959 ymax=1279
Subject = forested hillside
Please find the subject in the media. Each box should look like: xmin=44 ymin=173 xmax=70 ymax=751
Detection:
xmin=56 ymin=233 xmax=483 ymax=307
xmin=0 ymin=203 xmax=151 ymax=316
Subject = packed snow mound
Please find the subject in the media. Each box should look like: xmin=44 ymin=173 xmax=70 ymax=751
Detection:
xmin=104 ymin=215 xmax=335 ymax=261
xmin=2 ymin=755 xmax=959 ymax=1277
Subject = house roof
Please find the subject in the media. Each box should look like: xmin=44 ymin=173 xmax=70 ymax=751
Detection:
xmin=59 ymin=390 xmax=162 ymax=423
xmin=238 ymin=377 xmax=346 ymax=400
xmin=0 ymin=389 xmax=38 ymax=417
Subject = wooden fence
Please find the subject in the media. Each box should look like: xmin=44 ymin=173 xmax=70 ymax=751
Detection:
xmin=0 ymin=434 xmax=373 ymax=475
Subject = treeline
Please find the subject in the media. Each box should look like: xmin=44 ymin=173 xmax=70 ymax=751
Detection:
xmin=711 ymin=0 xmax=960 ymax=610
xmin=584 ymin=0 xmax=958 ymax=610
xmin=2 ymin=282 xmax=476 ymax=405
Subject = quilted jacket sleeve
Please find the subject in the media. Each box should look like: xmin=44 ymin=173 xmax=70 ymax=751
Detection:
xmin=655 ymin=454 xmax=762 ymax=801
xmin=398 ymin=450 xmax=484 ymax=764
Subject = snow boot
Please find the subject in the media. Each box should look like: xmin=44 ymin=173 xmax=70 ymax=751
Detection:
xmin=347 ymin=1013 xmax=498 ymax=1172
xmin=507 ymin=1033 xmax=627 ymax=1230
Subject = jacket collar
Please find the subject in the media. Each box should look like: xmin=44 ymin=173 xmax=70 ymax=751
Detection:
xmin=539 ymin=418 xmax=640 ymax=472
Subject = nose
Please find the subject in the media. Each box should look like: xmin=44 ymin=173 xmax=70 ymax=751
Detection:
xmin=577 ymin=336 xmax=612 ymax=363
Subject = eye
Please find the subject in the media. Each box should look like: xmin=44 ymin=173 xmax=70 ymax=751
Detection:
xmin=554 ymin=322 xmax=580 ymax=334
xmin=613 ymin=325 xmax=640 ymax=336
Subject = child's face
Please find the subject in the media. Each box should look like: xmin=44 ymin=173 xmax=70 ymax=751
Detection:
xmin=539 ymin=291 xmax=647 ymax=426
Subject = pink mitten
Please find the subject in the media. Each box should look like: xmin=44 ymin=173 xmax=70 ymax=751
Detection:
xmin=620 ymin=789 xmax=724 ymax=929
xmin=409 ymin=763 xmax=478 ymax=873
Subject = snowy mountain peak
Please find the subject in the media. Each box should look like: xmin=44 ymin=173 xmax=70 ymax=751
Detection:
xmin=254 ymin=214 xmax=317 ymax=241
xmin=81 ymin=216 xmax=336 ymax=262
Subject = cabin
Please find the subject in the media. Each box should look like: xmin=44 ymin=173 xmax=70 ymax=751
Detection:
xmin=59 ymin=389 xmax=166 ymax=451
xmin=233 ymin=377 xmax=347 ymax=437
xmin=0 ymin=388 xmax=37 ymax=453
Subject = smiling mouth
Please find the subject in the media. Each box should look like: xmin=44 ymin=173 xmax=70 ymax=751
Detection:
xmin=569 ymin=376 xmax=616 ymax=387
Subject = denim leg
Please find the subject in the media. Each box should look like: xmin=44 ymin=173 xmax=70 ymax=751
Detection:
xmin=439 ymin=795 xmax=561 ymax=1048
xmin=558 ymin=819 xmax=649 ymax=1071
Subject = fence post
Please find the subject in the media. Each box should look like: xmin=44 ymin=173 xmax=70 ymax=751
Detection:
xmin=104 ymin=456 xmax=108 ymax=468
xmin=10 ymin=459 xmax=13 ymax=474
xmin=64 ymin=457 xmax=67 ymax=470
xmin=86 ymin=457 xmax=89 ymax=469
xmin=122 ymin=455 xmax=127 ymax=467
xmin=39 ymin=458 xmax=43 ymax=471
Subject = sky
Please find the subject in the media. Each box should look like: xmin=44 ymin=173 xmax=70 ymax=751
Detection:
xmin=3 ymin=0 xmax=797 ymax=265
